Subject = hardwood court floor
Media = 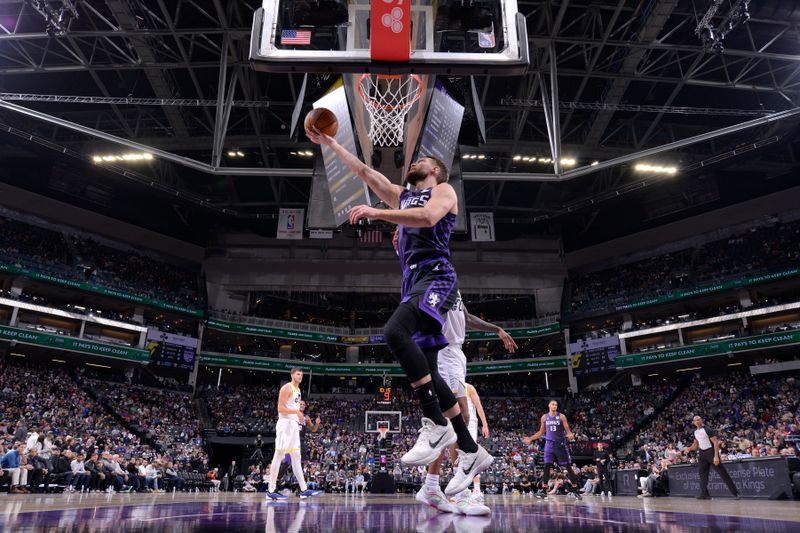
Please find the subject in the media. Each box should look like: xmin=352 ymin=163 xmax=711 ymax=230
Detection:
xmin=0 ymin=492 xmax=798 ymax=531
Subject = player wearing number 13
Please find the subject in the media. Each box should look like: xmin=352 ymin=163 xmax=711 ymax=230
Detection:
xmin=523 ymin=400 xmax=583 ymax=500
xmin=306 ymin=127 xmax=493 ymax=497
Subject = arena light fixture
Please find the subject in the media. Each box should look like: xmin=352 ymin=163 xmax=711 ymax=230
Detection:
xmin=93 ymin=152 xmax=154 ymax=163
xmin=591 ymin=161 xmax=599 ymax=166
xmin=675 ymin=366 xmax=702 ymax=372
xmin=52 ymin=359 xmax=66 ymax=363
xmin=10 ymin=352 xmax=25 ymax=357
xmin=86 ymin=362 xmax=112 ymax=369
xmin=560 ymin=158 xmax=576 ymax=166
xmin=647 ymin=373 xmax=659 ymax=377
xmin=634 ymin=163 xmax=678 ymax=175
xmin=513 ymin=155 xmax=522 ymax=161
xmin=727 ymin=362 xmax=742 ymax=366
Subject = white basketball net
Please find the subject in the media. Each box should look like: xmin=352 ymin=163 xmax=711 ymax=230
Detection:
xmin=358 ymin=74 xmax=422 ymax=147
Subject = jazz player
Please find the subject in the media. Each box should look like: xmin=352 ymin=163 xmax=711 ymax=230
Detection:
xmin=465 ymin=382 xmax=490 ymax=501
xmin=523 ymin=400 xmax=583 ymax=500
xmin=412 ymin=288 xmax=517 ymax=515
xmin=265 ymin=368 xmax=322 ymax=500
xmin=307 ymin=127 xmax=492 ymax=496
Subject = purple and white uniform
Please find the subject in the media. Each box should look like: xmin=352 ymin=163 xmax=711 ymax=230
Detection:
xmin=396 ymin=186 xmax=459 ymax=350
xmin=543 ymin=412 xmax=572 ymax=466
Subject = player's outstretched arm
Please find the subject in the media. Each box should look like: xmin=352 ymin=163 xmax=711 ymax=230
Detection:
xmin=306 ymin=126 xmax=403 ymax=208
xmin=465 ymin=306 xmax=518 ymax=353
xmin=523 ymin=415 xmax=547 ymax=443
xmin=349 ymin=183 xmax=456 ymax=228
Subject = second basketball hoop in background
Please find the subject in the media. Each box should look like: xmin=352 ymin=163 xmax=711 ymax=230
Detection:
xmin=305 ymin=107 xmax=339 ymax=137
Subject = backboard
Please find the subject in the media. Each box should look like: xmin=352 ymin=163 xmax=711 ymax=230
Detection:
xmin=250 ymin=0 xmax=528 ymax=75
xmin=365 ymin=410 xmax=402 ymax=433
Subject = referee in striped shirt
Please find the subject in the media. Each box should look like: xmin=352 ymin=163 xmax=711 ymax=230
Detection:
xmin=683 ymin=415 xmax=740 ymax=500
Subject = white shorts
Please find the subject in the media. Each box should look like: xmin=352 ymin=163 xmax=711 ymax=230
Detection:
xmin=468 ymin=420 xmax=478 ymax=441
xmin=275 ymin=418 xmax=301 ymax=453
xmin=438 ymin=345 xmax=467 ymax=398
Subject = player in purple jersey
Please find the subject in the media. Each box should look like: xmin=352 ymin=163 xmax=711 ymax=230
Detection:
xmin=523 ymin=400 xmax=583 ymax=500
xmin=307 ymin=127 xmax=492 ymax=496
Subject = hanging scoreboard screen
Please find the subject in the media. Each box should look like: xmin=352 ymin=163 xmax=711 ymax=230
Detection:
xmin=568 ymin=336 xmax=620 ymax=376
xmin=376 ymin=386 xmax=393 ymax=405
xmin=145 ymin=328 xmax=198 ymax=370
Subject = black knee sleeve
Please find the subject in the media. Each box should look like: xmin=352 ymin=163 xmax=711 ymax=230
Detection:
xmin=383 ymin=303 xmax=431 ymax=382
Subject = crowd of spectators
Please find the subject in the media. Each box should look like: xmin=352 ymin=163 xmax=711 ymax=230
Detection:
xmin=3 ymin=355 xmax=798 ymax=497
xmin=568 ymin=217 xmax=800 ymax=316
xmin=205 ymin=384 xmax=280 ymax=435
xmin=87 ymin=380 xmax=206 ymax=467
xmin=628 ymin=371 xmax=800 ymax=463
xmin=0 ymin=360 xmax=207 ymax=494
xmin=0 ymin=215 xmax=202 ymax=309
xmin=0 ymin=362 xmax=208 ymax=494
xmin=568 ymin=380 xmax=680 ymax=444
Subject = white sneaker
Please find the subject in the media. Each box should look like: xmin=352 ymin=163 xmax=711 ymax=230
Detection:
xmin=454 ymin=490 xmax=490 ymax=516
xmin=445 ymin=446 xmax=493 ymax=496
xmin=401 ymin=418 xmax=457 ymax=466
xmin=416 ymin=485 xmax=454 ymax=513
xmin=471 ymin=491 xmax=485 ymax=504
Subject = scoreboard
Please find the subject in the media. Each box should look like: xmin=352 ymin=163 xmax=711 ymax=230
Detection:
xmin=145 ymin=328 xmax=198 ymax=370
xmin=376 ymin=386 xmax=392 ymax=406
xmin=568 ymin=336 xmax=620 ymax=376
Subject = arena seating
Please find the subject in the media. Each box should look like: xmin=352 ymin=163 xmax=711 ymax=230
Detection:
xmin=0 ymin=215 xmax=203 ymax=309
xmin=568 ymin=218 xmax=800 ymax=317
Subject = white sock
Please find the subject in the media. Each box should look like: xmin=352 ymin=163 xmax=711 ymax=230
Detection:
xmin=268 ymin=452 xmax=283 ymax=493
xmin=289 ymin=450 xmax=307 ymax=492
xmin=473 ymin=480 xmax=481 ymax=493
xmin=425 ymin=473 xmax=440 ymax=491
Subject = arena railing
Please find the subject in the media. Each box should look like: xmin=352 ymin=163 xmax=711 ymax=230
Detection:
xmin=208 ymin=310 xmax=557 ymax=337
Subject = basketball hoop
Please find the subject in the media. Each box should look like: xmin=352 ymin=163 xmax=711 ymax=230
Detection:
xmin=358 ymin=74 xmax=422 ymax=147
xmin=378 ymin=427 xmax=389 ymax=442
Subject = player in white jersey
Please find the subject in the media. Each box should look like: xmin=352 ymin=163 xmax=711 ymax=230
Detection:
xmin=266 ymin=368 xmax=322 ymax=501
xmin=416 ymin=293 xmax=517 ymax=515
xmin=465 ymin=382 xmax=489 ymax=501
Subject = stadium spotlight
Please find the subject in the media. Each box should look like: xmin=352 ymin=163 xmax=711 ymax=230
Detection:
xmin=93 ymin=152 xmax=155 ymax=164
xmin=634 ymin=163 xmax=677 ymax=175
xmin=560 ymin=158 xmax=576 ymax=166
xmin=591 ymin=161 xmax=599 ymax=166
xmin=513 ymin=155 xmax=522 ymax=161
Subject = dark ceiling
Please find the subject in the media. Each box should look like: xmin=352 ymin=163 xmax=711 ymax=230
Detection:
xmin=0 ymin=0 xmax=798 ymax=251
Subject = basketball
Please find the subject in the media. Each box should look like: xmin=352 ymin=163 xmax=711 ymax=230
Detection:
xmin=305 ymin=107 xmax=338 ymax=137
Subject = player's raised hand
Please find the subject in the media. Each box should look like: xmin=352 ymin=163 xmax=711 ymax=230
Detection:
xmin=497 ymin=328 xmax=518 ymax=353
xmin=349 ymin=205 xmax=378 ymax=225
xmin=306 ymin=125 xmax=335 ymax=146
xmin=315 ymin=416 xmax=321 ymax=425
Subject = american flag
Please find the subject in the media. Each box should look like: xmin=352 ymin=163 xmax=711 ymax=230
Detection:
xmin=359 ymin=229 xmax=384 ymax=244
xmin=281 ymin=29 xmax=312 ymax=45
